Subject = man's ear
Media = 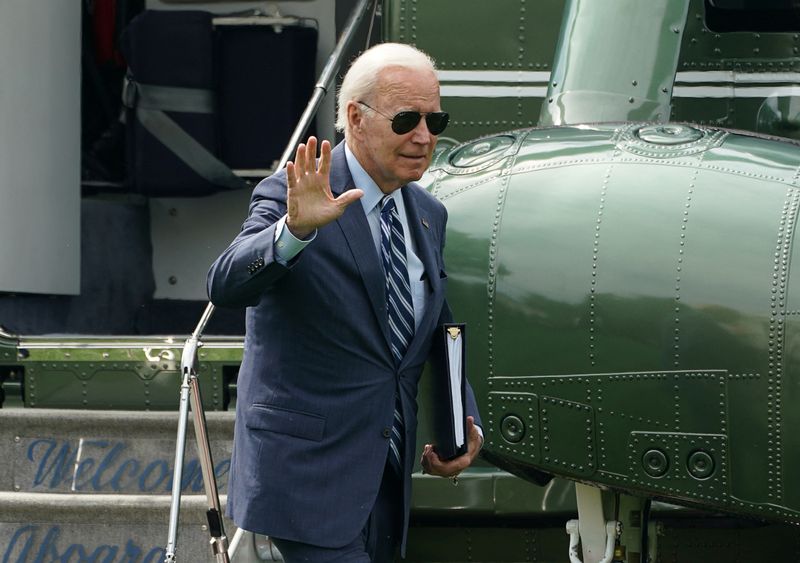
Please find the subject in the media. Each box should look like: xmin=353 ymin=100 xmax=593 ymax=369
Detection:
xmin=347 ymin=101 xmax=365 ymax=140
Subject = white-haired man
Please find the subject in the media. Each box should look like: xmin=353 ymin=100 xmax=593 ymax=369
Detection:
xmin=208 ymin=42 xmax=483 ymax=562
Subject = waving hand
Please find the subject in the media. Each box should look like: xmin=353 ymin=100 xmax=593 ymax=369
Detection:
xmin=285 ymin=137 xmax=364 ymax=239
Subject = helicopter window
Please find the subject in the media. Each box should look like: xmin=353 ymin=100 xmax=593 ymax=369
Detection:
xmin=705 ymin=0 xmax=800 ymax=32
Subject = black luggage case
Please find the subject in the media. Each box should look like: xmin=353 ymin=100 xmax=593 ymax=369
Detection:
xmin=217 ymin=24 xmax=317 ymax=171
xmin=121 ymin=10 xmax=317 ymax=196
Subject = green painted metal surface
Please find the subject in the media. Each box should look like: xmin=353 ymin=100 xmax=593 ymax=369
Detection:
xmin=1 ymin=335 xmax=241 ymax=410
xmin=383 ymin=0 xmax=563 ymax=142
xmin=404 ymin=521 xmax=800 ymax=562
xmin=384 ymin=0 xmax=800 ymax=142
xmin=540 ymin=0 xmax=690 ymax=126
xmin=420 ymin=122 xmax=800 ymax=525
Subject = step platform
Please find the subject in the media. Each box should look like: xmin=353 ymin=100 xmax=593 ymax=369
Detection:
xmin=0 ymin=408 xmax=243 ymax=562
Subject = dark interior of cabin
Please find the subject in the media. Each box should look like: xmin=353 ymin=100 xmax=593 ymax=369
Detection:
xmin=0 ymin=0 xmax=368 ymax=337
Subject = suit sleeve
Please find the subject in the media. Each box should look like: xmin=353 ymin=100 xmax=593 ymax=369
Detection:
xmin=206 ymin=170 xmax=295 ymax=308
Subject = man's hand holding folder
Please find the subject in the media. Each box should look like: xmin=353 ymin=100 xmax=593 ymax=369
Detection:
xmin=420 ymin=415 xmax=482 ymax=479
xmin=419 ymin=323 xmax=483 ymax=482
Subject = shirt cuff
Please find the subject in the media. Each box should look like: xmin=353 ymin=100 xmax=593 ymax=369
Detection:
xmin=274 ymin=215 xmax=316 ymax=264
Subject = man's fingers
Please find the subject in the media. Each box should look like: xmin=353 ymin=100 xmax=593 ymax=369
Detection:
xmin=427 ymin=456 xmax=467 ymax=478
xmin=466 ymin=417 xmax=479 ymax=443
xmin=286 ymin=162 xmax=297 ymax=188
xmin=294 ymin=143 xmax=306 ymax=175
xmin=420 ymin=437 xmax=477 ymax=478
xmin=319 ymin=140 xmax=332 ymax=178
xmin=305 ymin=137 xmax=317 ymax=174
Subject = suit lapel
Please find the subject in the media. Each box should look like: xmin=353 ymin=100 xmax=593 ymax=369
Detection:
xmin=329 ymin=143 xmax=392 ymax=351
xmin=329 ymin=142 xmax=446 ymax=368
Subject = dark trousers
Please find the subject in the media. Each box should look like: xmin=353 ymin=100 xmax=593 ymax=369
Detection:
xmin=271 ymin=463 xmax=402 ymax=562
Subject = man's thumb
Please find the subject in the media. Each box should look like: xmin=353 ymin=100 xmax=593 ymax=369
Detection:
xmin=337 ymin=188 xmax=365 ymax=208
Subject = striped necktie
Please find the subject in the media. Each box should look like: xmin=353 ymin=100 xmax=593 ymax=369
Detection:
xmin=379 ymin=195 xmax=414 ymax=475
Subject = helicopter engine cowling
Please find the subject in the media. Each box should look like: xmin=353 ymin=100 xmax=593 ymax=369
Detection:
xmin=423 ymin=122 xmax=800 ymax=525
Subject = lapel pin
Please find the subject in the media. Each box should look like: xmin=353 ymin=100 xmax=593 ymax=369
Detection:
xmin=421 ymin=218 xmax=430 ymax=229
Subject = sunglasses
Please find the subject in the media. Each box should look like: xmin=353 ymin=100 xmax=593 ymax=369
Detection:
xmin=357 ymin=101 xmax=449 ymax=136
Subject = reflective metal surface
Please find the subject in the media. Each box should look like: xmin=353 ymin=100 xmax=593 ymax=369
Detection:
xmin=540 ymin=0 xmax=691 ymax=126
xmin=422 ymin=122 xmax=800 ymax=524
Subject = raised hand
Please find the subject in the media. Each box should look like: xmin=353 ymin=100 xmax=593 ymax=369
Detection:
xmin=285 ymin=137 xmax=364 ymax=239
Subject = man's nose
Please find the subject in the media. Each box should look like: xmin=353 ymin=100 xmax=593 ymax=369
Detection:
xmin=410 ymin=118 xmax=433 ymax=142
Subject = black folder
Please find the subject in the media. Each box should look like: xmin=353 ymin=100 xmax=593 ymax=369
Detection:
xmin=431 ymin=323 xmax=468 ymax=461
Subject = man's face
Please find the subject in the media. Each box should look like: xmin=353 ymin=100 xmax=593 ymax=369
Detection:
xmin=348 ymin=66 xmax=441 ymax=193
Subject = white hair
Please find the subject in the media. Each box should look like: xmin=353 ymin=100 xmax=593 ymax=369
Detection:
xmin=335 ymin=42 xmax=437 ymax=134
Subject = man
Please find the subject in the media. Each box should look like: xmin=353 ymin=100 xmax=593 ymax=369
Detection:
xmin=207 ymin=42 xmax=482 ymax=562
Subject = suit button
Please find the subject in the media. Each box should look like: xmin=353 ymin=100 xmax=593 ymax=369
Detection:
xmin=382 ymin=428 xmax=391 ymax=438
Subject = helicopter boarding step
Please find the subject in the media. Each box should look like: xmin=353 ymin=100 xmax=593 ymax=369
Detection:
xmin=0 ymin=408 xmax=252 ymax=562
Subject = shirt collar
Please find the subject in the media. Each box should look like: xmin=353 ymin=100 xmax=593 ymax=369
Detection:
xmin=345 ymin=142 xmax=397 ymax=216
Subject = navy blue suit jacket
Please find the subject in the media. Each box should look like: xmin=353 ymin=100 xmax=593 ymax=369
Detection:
xmin=207 ymin=142 xmax=481 ymax=551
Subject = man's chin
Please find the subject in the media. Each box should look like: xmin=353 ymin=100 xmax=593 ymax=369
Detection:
xmin=402 ymin=165 xmax=429 ymax=183
xmin=402 ymin=173 xmax=424 ymax=185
